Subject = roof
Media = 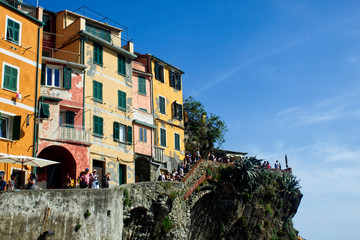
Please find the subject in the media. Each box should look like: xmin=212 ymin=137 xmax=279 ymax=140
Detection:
xmin=137 ymin=53 xmax=185 ymax=74
xmin=0 ymin=1 xmax=44 ymax=25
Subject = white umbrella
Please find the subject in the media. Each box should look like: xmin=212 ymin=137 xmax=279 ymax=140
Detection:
xmin=0 ymin=154 xmax=60 ymax=170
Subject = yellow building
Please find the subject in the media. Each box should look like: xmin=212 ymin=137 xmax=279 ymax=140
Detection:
xmin=137 ymin=54 xmax=185 ymax=175
xmin=0 ymin=1 xmax=43 ymax=187
xmin=53 ymin=9 xmax=137 ymax=185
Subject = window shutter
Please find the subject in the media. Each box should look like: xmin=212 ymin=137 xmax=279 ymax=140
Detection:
xmin=172 ymin=102 xmax=176 ymax=119
xmin=139 ymin=127 xmax=143 ymax=142
xmin=99 ymin=81 xmax=103 ymax=101
xmin=118 ymin=90 xmax=126 ymax=110
xmin=144 ymin=129 xmax=147 ymax=143
xmin=160 ymin=128 xmax=166 ymax=147
xmin=10 ymin=67 xmax=18 ymax=91
xmin=66 ymin=111 xmax=75 ymax=128
xmin=99 ymin=117 xmax=103 ymax=136
xmin=159 ymin=65 xmax=164 ymax=83
xmin=113 ymin=122 xmax=120 ymax=141
xmin=63 ymin=67 xmax=72 ymax=89
xmin=155 ymin=62 xmax=159 ymax=80
xmin=179 ymin=104 xmax=183 ymax=120
xmin=118 ymin=56 xmax=126 ymax=75
xmin=12 ymin=115 xmax=21 ymax=140
xmin=3 ymin=65 xmax=11 ymax=89
xmin=127 ymin=126 xmax=133 ymax=144
xmin=41 ymin=64 xmax=46 ymax=85
xmin=40 ymin=103 xmax=50 ymax=119
xmin=177 ymin=74 xmax=181 ymax=91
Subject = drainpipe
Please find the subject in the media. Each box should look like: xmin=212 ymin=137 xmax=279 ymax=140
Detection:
xmin=33 ymin=24 xmax=43 ymax=160
xmin=80 ymin=37 xmax=85 ymax=130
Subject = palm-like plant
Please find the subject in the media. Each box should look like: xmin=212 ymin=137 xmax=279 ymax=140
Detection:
xmin=281 ymin=174 xmax=301 ymax=194
xmin=234 ymin=157 xmax=262 ymax=191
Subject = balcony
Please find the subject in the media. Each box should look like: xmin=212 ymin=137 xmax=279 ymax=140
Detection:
xmin=153 ymin=146 xmax=166 ymax=163
xmin=58 ymin=126 xmax=91 ymax=144
xmin=42 ymin=46 xmax=80 ymax=64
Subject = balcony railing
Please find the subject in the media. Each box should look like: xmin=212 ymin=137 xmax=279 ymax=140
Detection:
xmin=42 ymin=46 xmax=80 ymax=64
xmin=153 ymin=146 xmax=166 ymax=163
xmin=58 ymin=126 xmax=91 ymax=144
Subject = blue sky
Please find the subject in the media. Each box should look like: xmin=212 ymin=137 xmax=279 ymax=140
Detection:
xmin=37 ymin=0 xmax=360 ymax=239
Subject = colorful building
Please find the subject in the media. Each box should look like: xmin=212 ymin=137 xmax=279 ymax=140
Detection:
xmin=136 ymin=54 xmax=185 ymax=176
xmin=0 ymin=1 xmax=43 ymax=187
xmin=34 ymin=8 xmax=90 ymax=189
xmin=51 ymin=9 xmax=137 ymax=186
xmin=132 ymin=60 xmax=156 ymax=181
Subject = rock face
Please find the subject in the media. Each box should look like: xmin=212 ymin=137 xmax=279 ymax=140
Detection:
xmin=0 ymin=162 xmax=302 ymax=240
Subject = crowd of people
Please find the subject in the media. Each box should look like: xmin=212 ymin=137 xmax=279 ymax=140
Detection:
xmin=0 ymin=173 xmax=37 ymax=191
xmin=261 ymin=160 xmax=282 ymax=170
xmin=77 ymin=168 xmax=111 ymax=189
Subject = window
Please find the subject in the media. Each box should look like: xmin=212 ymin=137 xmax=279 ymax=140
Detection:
xmin=39 ymin=103 xmax=50 ymax=119
xmin=160 ymin=128 xmax=166 ymax=147
xmin=63 ymin=67 xmax=72 ymax=89
xmin=138 ymin=76 xmax=146 ymax=95
xmin=113 ymin=122 xmax=132 ymax=143
xmin=118 ymin=90 xmax=126 ymax=111
xmin=2 ymin=63 xmax=19 ymax=92
xmin=93 ymin=80 xmax=103 ymax=103
xmin=86 ymin=23 xmax=111 ymax=42
xmin=139 ymin=127 xmax=147 ymax=143
xmin=6 ymin=17 xmax=21 ymax=45
xmin=46 ymin=66 xmax=61 ymax=87
xmin=118 ymin=55 xmax=126 ymax=76
xmin=174 ymin=133 xmax=180 ymax=151
xmin=159 ymin=96 xmax=166 ymax=114
xmin=59 ymin=111 xmax=75 ymax=128
xmin=93 ymin=43 xmax=103 ymax=65
xmin=0 ymin=112 xmax=21 ymax=140
xmin=93 ymin=115 xmax=103 ymax=137
xmin=172 ymin=102 xmax=183 ymax=120
xmin=154 ymin=62 xmax=164 ymax=83
xmin=43 ymin=15 xmax=52 ymax=33
xmin=170 ymin=71 xmax=181 ymax=90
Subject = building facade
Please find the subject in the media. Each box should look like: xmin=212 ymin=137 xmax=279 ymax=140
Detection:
xmin=0 ymin=1 xmax=43 ymax=187
xmin=52 ymin=10 xmax=137 ymax=186
xmin=137 ymin=54 xmax=185 ymax=176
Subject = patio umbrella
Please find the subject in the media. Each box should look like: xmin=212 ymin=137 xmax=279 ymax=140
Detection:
xmin=0 ymin=154 xmax=60 ymax=170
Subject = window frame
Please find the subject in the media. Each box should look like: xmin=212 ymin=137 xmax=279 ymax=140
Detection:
xmin=154 ymin=62 xmax=164 ymax=83
xmin=2 ymin=62 xmax=19 ymax=93
xmin=173 ymin=102 xmax=183 ymax=121
xmin=160 ymin=128 xmax=166 ymax=147
xmin=45 ymin=65 xmax=62 ymax=88
xmin=0 ymin=111 xmax=20 ymax=141
xmin=118 ymin=90 xmax=126 ymax=111
xmin=93 ymin=115 xmax=104 ymax=137
xmin=5 ymin=16 xmax=22 ymax=45
xmin=139 ymin=127 xmax=147 ymax=143
xmin=93 ymin=43 xmax=103 ymax=66
xmin=93 ymin=80 xmax=103 ymax=103
xmin=159 ymin=95 xmax=166 ymax=115
xmin=174 ymin=132 xmax=180 ymax=151
xmin=138 ymin=76 xmax=146 ymax=95
xmin=118 ymin=55 xmax=126 ymax=76
xmin=0 ymin=114 xmax=11 ymax=140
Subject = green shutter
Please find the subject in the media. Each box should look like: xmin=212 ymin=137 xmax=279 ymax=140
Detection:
xmin=3 ymin=65 xmax=17 ymax=91
xmin=41 ymin=64 xmax=46 ymax=85
xmin=63 ymin=67 xmax=72 ymax=89
xmin=175 ymin=133 xmax=180 ymax=151
xmin=12 ymin=115 xmax=21 ymax=140
xmin=93 ymin=80 xmax=103 ymax=103
xmin=66 ymin=111 xmax=75 ymax=128
xmin=170 ymin=71 xmax=175 ymax=87
xmin=118 ymin=90 xmax=126 ymax=111
xmin=160 ymin=128 xmax=166 ymax=147
xmin=113 ymin=121 xmax=120 ymax=141
xmin=127 ymin=126 xmax=132 ymax=144
xmin=144 ymin=129 xmax=147 ymax=143
xmin=40 ymin=103 xmax=50 ymax=119
xmin=138 ymin=76 xmax=146 ymax=95
xmin=179 ymin=104 xmax=183 ymax=120
xmin=177 ymin=74 xmax=181 ymax=90
xmin=93 ymin=115 xmax=103 ymax=136
xmin=118 ymin=56 xmax=126 ymax=75
xmin=155 ymin=62 xmax=159 ymax=80
xmin=160 ymin=96 xmax=165 ymax=114
xmin=7 ymin=19 xmax=20 ymax=44
xmin=94 ymin=44 xmax=103 ymax=65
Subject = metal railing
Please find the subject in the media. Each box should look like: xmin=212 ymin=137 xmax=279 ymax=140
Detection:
xmin=42 ymin=46 xmax=80 ymax=64
xmin=153 ymin=146 xmax=166 ymax=163
xmin=58 ymin=126 xmax=91 ymax=144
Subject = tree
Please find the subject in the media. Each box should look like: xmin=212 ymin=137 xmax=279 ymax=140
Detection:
xmin=184 ymin=96 xmax=227 ymax=156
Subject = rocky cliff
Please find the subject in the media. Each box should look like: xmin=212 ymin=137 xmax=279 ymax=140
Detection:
xmin=0 ymin=161 xmax=302 ymax=240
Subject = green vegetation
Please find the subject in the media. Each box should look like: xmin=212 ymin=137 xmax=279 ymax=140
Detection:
xmin=265 ymin=203 xmax=273 ymax=215
xmin=163 ymin=216 xmax=173 ymax=232
xmin=206 ymin=167 xmax=213 ymax=177
xmin=123 ymin=188 xmax=132 ymax=207
xmin=184 ymin=96 xmax=227 ymax=156
xmin=168 ymin=191 xmax=178 ymax=201
xmin=75 ymin=223 xmax=81 ymax=232
xmin=84 ymin=210 xmax=91 ymax=219
xmin=162 ymin=181 xmax=172 ymax=190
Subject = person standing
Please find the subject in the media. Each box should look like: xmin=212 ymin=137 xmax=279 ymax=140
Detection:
xmin=25 ymin=173 xmax=37 ymax=190
xmin=274 ymin=160 xmax=279 ymax=169
xmin=102 ymin=172 xmax=111 ymax=188
xmin=84 ymin=168 xmax=90 ymax=188
xmin=64 ymin=172 xmax=72 ymax=189
xmin=91 ymin=169 xmax=99 ymax=188
xmin=8 ymin=174 xmax=16 ymax=191
xmin=0 ymin=176 xmax=7 ymax=191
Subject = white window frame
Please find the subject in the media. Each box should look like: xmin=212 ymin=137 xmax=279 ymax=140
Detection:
xmin=159 ymin=95 xmax=166 ymax=115
xmin=2 ymin=62 xmax=20 ymax=93
xmin=174 ymin=132 xmax=180 ymax=151
xmin=45 ymin=65 xmax=63 ymax=88
xmin=0 ymin=111 xmax=15 ymax=140
xmin=5 ymin=16 xmax=22 ymax=46
xmin=119 ymin=124 xmax=126 ymax=143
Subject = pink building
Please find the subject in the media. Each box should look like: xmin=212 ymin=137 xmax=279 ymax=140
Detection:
xmin=36 ymin=10 xmax=90 ymax=188
xmin=132 ymin=61 xmax=156 ymax=181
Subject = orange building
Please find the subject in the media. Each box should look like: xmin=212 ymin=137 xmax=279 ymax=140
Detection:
xmin=0 ymin=1 xmax=43 ymax=187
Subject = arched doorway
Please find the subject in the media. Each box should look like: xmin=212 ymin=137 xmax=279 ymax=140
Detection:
xmin=37 ymin=145 xmax=76 ymax=189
